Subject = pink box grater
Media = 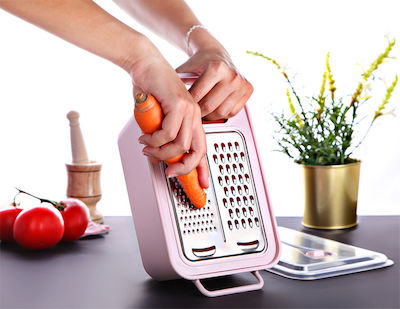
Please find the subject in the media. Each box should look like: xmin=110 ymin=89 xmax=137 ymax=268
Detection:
xmin=118 ymin=96 xmax=280 ymax=297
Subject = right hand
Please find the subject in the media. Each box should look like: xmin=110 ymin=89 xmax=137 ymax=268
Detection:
xmin=129 ymin=39 xmax=209 ymax=188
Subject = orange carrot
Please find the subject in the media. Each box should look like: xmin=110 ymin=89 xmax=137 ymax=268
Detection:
xmin=134 ymin=93 xmax=206 ymax=208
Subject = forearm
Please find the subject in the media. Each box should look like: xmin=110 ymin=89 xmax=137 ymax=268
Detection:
xmin=0 ymin=0 xmax=151 ymax=72
xmin=113 ymin=0 xmax=225 ymax=56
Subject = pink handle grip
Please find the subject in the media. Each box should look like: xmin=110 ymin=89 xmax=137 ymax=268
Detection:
xmin=192 ymin=271 xmax=264 ymax=297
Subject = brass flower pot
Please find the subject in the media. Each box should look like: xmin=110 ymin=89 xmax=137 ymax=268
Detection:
xmin=301 ymin=161 xmax=361 ymax=229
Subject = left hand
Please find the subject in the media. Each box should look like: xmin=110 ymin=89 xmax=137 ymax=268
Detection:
xmin=176 ymin=48 xmax=253 ymax=121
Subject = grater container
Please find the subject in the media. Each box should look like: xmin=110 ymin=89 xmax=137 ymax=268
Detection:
xmin=118 ymin=85 xmax=280 ymax=297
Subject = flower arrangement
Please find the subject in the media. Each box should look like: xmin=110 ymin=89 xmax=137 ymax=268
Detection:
xmin=247 ymin=38 xmax=398 ymax=165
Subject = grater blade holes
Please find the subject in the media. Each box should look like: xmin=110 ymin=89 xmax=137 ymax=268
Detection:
xmin=224 ymin=187 xmax=229 ymax=196
xmin=169 ymin=176 xmax=218 ymax=237
xmin=249 ymin=207 xmax=254 ymax=216
xmin=221 ymin=143 xmax=226 ymax=152
xmin=197 ymin=131 xmax=267 ymax=258
xmin=232 ymin=164 xmax=238 ymax=173
xmin=235 ymin=208 xmax=240 ymax=218
xmin=225 ymin=175 xmax=230 ymax=185
xmin=213 ymin=154 xmax=218 ymax=163
xmin=236 ymin=197 xmax=241 ymax=206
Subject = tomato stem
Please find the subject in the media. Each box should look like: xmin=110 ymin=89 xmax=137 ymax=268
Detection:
xmin=14 ymin=187 xmax=64 ymax=210
xmin=12 ymin=191 xmax=21 ymax=206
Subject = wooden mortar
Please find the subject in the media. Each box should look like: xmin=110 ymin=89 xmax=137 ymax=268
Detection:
xmin=66 ymin=161 xmax=103 ymax=223
xmin=66 ymin=111 xmax=103 ymax=223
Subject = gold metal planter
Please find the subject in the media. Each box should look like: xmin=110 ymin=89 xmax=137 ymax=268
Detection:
xmin=301 ymin=161 xmax=361 ymax=229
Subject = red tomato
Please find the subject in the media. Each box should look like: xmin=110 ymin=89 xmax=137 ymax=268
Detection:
xmin=13 ymin=205 xmax=64 ymax=250
xmin=59 ymin=199 xmax=89 ymax=241
xmin=0 ymin=205 xmax=23 ymax=242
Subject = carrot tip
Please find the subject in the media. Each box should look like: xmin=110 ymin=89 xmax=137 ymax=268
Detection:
xmin=135 ymin=93 xmax=148 ymax=104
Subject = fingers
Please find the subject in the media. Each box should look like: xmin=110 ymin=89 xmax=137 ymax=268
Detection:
xmin=138 ymin=106 xmax=184 ymax=147
xmin=228 ymin=82 xmax=253 ymax=117
xmin=188 ymin=61 xmax=226 ymax=103
xmin=203 ymin=83 xmax=251 ymax=121
xmin=190 ymin=64 xmax=253 ymax=120
xmin=197 ymin=81 xmax=231 ymax=117
xmin=148 ymin=157 xmax=161 ymax=165
xmin=202 ymin=75 xmax=254 ymax=121
xmin=197 ymin=156 xmax=210 ymax=189
xmin=142 ymin=107 xmax=193 ymax=160
xmin=166 ymin=115 xmax=206 ymax=177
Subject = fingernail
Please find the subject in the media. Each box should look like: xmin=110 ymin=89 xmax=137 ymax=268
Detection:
xmin=142 ymin=150 xmax=151 ymax=157
xmin=138 ymin=138 xmax=145 ymax=145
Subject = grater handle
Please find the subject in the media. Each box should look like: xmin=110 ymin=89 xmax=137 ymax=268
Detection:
xmin=192 ymin=271 xmax=264 ymax=297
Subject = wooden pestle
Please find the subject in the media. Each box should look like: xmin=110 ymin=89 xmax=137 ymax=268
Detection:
xmin=66 ymin=111 xmax=89 ymax=164
xmin=66 ymin=111 xmax=103 ymax=223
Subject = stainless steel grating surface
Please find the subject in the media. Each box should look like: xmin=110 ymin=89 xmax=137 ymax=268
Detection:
xmin=166 ymin=131 xmax=267 ymax=261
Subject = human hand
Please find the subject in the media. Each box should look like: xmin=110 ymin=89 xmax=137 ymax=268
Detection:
xmin=176 ymin=48 xmax=253 ymax=121
xmin=129 ymin=39 xmax=209 ymax=188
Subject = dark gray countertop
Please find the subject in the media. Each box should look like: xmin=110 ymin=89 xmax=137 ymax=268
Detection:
xmin=1 ymin=216 xmax=399 ymax=308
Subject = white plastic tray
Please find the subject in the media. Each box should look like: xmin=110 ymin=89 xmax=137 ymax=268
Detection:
xmin=266 ymin=227 xmax=393 ymax=280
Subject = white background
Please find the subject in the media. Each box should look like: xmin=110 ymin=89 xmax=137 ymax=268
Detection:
xmin=1 ymin=0 xmax=399 ymax=216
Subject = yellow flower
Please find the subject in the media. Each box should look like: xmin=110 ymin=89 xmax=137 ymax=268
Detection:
xmin=246 ymin=50 xmax=290 ymax=80
xmin=319 ymin=71 xmax=327 ymax=100
xmin=364 ymin=38 xmax=395 ymax=81
xmin=351 ymin=38 xmax=395 ymax=107
xmin=287 ymin=88 xmax=303 ymax=127
xmin=326 ymin=52 xmax=336 ymax=100
xmin=374 ymin=75 xmax=398 ymax=121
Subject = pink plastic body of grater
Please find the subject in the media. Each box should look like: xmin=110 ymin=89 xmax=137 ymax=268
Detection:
xmin=118 ymin=98 xmax=280 ymax=297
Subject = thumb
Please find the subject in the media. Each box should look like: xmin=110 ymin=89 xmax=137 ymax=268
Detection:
xmin=176 ymin=58 xmax=195 ymax=73
xmin=176 ymin=56 xmax=205 ymax=74
xmin=176 ymin=59 xmax=204 ymax=86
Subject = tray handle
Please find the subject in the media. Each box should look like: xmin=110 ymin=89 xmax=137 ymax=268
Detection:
xmin=192 ymin=271 xmax=264 ymax=297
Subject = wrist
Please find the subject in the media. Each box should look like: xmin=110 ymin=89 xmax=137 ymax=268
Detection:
xmin=118 ymin=33 xmax=160 ymax=75
xmin=187 ymin=27 xmax=226 ymax=57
